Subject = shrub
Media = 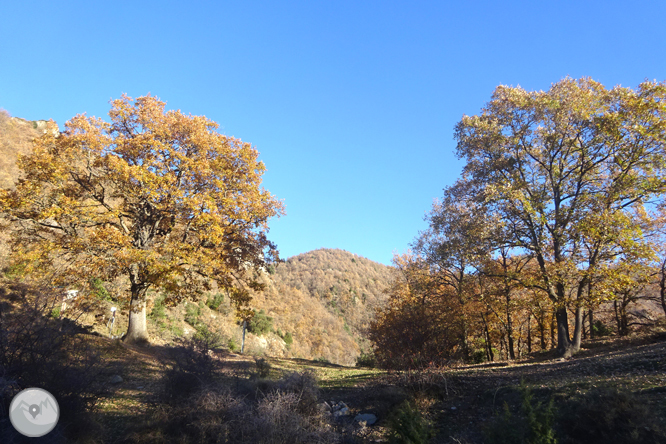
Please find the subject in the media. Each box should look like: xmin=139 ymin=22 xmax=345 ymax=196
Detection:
xmin=90 ymin=277 xmax=113 ymax=302
xmin=592 ymin=320 xmax=612 ymax=337
xmin=283 ymin=331 xmax=293 ymax=346
xmin=0 ymin=283 xmax=110 ymax=442
xmin=184 ymin=301 xmax=201 ymax=327
xmin=387 ymin=400 xmax=435 ymax=444
xmin=206 ymin=293 xmax=225 ymax=310
xmin=228 ymin=337 xmax=240 ymax=352
xmin=356 ymin=351 xmax=376 ymax=368
xmin=160 ymin=336 xmax=220 ymax=403
xmin=133 ymin=371 xmax=336 ymax=444
xmin=248 ymin=309 xmax=273 ymax=336
xmin=255 ymin=357 xmax=272 ymax=378
xmin=484 ymin=383 xmax=557 ymax=444
xmin=558 ymin=387 xmax=665 ymax=444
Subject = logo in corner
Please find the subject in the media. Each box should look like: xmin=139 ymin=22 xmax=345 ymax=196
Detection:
xmin=9 ymin=387 xmax=59 ymax=437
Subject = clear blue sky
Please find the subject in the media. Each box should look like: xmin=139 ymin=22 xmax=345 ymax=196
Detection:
xmin=2 ymin=1 xmax=665 ymax=265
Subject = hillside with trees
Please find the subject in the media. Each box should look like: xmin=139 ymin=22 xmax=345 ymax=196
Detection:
xmin=257 ymin=249 xmax=393 ymax=364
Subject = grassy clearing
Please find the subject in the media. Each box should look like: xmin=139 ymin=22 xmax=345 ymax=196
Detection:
xmin=265 ymin=356 xmax=385 ymax=388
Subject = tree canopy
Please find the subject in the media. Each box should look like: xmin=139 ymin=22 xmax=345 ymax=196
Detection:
xmin=371 ymin=78 xmax=666 ymax=363
xmin=0 ymin=94 xmax=284 ymax=343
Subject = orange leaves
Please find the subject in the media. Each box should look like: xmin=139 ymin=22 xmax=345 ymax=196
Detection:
xmin=1 ymin=94 xmax=284 ymax=326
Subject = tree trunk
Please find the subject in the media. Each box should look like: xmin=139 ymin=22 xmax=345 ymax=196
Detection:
xmin=582 ymin=310 xmax=587 ymax=340
xmin=572 ymin=305 xmax=583 ymax=352
xmin=124 ymin=264 xmax=150 ymax=345
xmin=527 ymin=314 xmax=532 ymax=354
xmin=660 ymin=257 xmax=666 ymax=317
xmin=506 ymin=303 xmax=515 ymax=360
xmin=588 ymin=308 xmax=594 ymax=339
xmin=481 ymin=314 xmax=494 ymax=362
xmin=555 ymin=306 xmax=574 ymax=358
xmin=241 ymin=320 xmax=247 ymax=354
xmin=550 ymin=311 xmax=556 ymax=350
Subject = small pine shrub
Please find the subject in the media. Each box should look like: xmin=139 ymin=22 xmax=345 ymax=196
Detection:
xmin=206 ymin=293 xmax=225 ymax=310
xmin=248 ymin=309 xmax=273 ymax=336
xmin=592 ymin=320 xmax=612 ymax=337
xmin=484 ymin=383 xmax=557 ymax=444
xmin=255 ymin=357 xmax=272 ymax=378
xmin=184 ymin=301 xmax=201 ymax=327
xmin=283 ymin=331 xmax=293 ymax=346
xmin=149 ymin=294 xmax=167 ymax=321
xmin=228 ymin=337 xmax=240 ymax=352
xmin=90 ymin=277 xmax=113 ymax=302
xmin=387 ymin=400 xmax=434 ymax=444
xmin=356 ymin=352 xmax=376 ymax=368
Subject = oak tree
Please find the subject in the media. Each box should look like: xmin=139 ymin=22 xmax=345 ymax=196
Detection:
xmin=454 ymin=78 xmax=666 ymax=357
xmin=0 ymin=95 xmax=284 ymax=344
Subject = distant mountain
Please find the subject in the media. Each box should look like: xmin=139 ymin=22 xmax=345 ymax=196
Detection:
xmin=249 ymin=249 xmax=394 ymax=365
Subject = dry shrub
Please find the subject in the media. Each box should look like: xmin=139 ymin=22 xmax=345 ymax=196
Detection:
xmin=0 ymin=282 xmax=110 ymax=442
xmin=558 ymin=387 xmax=666 ymax=444
xmin=134 ymin=371 xmax=337 ymax=444
xmin=159 ymin=335 xmax=222 ymax=403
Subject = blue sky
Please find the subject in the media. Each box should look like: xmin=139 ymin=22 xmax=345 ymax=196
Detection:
xmin=2 ymin=1 xmax=665 ymax=265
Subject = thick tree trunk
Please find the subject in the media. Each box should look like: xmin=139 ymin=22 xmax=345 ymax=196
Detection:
xmin=589 ymin=308 xmax=594 ymax=339
xmin=555 ymin=306 xmax=574 ymax=358
xmin=124 ymin=264 xmax=150 ymax=345
xmin=125 ymin=295 xmax=149 ymax=344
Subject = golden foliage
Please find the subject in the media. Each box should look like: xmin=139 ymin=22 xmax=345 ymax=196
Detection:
xmin=0 ymin=95 xmax=284 ymax=343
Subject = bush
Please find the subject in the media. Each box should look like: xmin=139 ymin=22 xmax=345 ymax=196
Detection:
xmin=184 ymin=301 xmax=201 ymax=327
xmin=206 ymin=293 xmax=225 ymax=310
xmin=386 ymin=400 xmax=435 ymax=444
xmin=0 ymin=283 xmax=110 ymax=442
xmin=592 ymin=320 xmax=612 ymax=337
xmin=134 ymin=371 xmax=336 ymax=444
xmin=90 ymin=277 xmax=113 ymax=302
xmin=228 ymin=337 xmax=240 ymax=352
xmin=484 ymin=383 xmax=557 ymax=444
xmin=283 ymin=331 xmax=293 ymax=346
xmin=248 ymin=309 xmax=273 ymax=336
xmin=558 ymin=387 xmax=666 ymax=444
xmin=255 ymin=357 xmax=272 ymax=378
xmin=160 ymin=336 xmax=221 ymax=403
xmin=356 ymin=351 xmax=376 ymax=368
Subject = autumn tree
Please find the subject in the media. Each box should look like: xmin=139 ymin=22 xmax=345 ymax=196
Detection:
xmin=369 ymin=253 xmax=466 ymax=368
xmin=0 ymin=95 xmax=284 ymax=344
xmin=454 ymin=78 xmax=666 ymax=357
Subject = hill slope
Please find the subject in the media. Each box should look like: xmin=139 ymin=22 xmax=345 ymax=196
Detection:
xmin=254 ymin=249 xmax=393 ymax=364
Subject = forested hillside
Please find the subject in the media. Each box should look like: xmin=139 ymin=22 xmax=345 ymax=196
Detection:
xmin=257 ymin=249 xmax=393 ymax=364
